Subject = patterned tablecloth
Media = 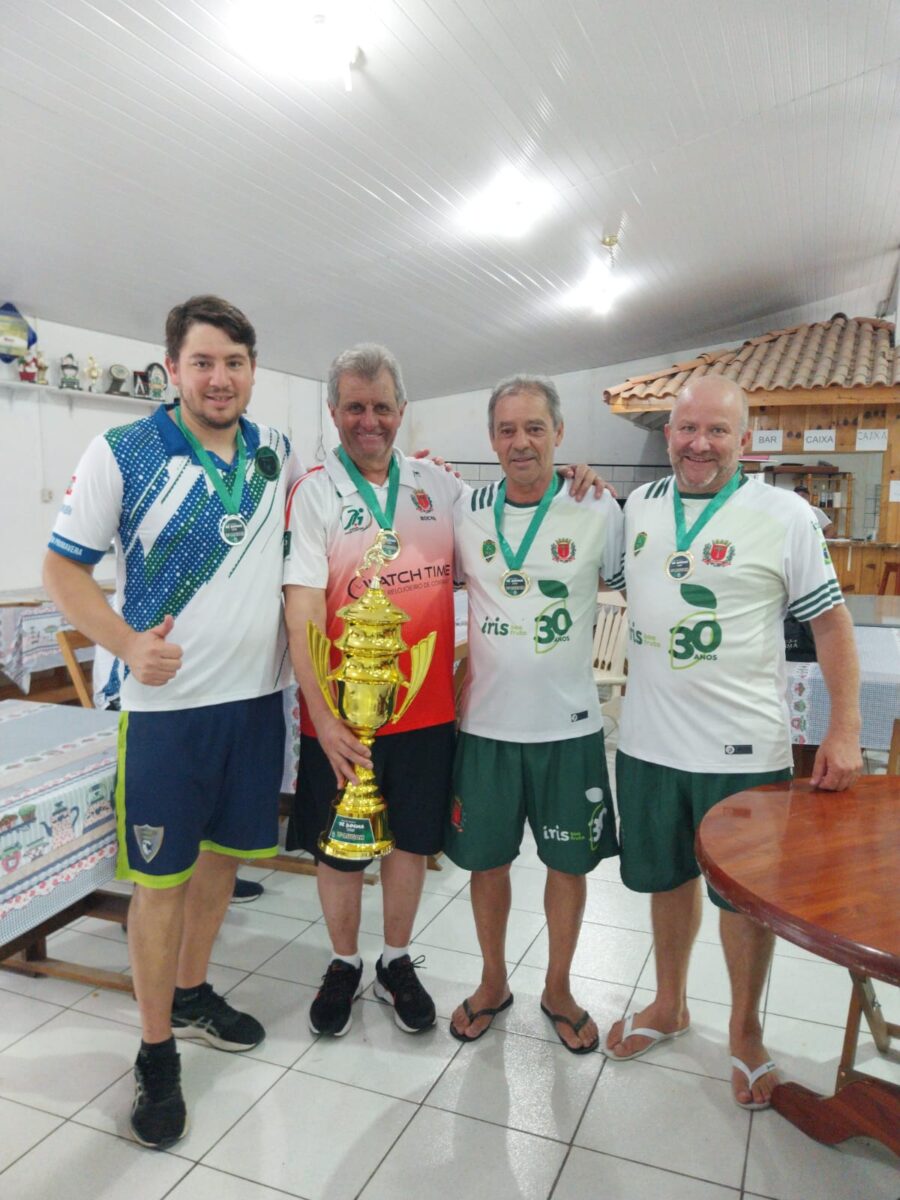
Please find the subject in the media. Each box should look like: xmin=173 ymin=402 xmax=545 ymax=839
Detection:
xmin=0 ymin=700 xmax=120 ymax=945
xmin=787 ymin=626 xmax=900 ymax=750
xmin=0 ymin=587 xmax=110 ymax=693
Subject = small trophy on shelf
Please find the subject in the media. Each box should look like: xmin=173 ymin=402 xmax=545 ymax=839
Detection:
xmin=106 ymin=364 xmax=130 ymax=395
xmin=59 ymin=353 xmax=81 ymax=390
xmin=35 ymin=350 xmax=49 ymax=384
xmin=146 ymin=362 xmax=168 ymax=401
xmin=85 ymin=355 xmax=101 ymax=392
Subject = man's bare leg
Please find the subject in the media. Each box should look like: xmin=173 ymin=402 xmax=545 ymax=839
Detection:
xmin=605 ymin=876 xmax=700 ymax=1056
xmin=176 ymin=850 xmax=239 ymax=988
xmin=317 ymin=859 xmax=364 ymax=957
xmin=450 ymin=864 xmax=512 ymax=1039
xmin=720 ymin=908 xmax=779 ymax=1106
xmin=128 ymin=881 xmax=188 ymax=1043
xmin=542 ymin=868 xmax=597 ymax=1050
xmin=380 ymin=848 xmax=426 ymax=948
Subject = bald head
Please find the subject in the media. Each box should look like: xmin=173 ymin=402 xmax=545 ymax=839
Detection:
xmin=665 ymin=375 xmax=751 ymax=493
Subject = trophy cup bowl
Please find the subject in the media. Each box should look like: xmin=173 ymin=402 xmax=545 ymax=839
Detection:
xmin=307 ymin=548 xmax=436 ymax=860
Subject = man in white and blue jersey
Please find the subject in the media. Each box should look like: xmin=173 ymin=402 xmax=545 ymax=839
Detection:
xmin=44 ymin=296 xmax=302 ymax=1149
xmin=603 ymin=375 xmax=861 ymax=1110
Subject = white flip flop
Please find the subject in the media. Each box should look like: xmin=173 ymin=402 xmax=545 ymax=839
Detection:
xmin=731 ymin=1056 xmax=778 ymax=1110
xmin=601 ymin=1012 xmax=690 ymax=1061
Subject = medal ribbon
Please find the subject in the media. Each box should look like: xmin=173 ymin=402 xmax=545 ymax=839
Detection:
xmin=175 ymin=404 xmax=246 ymax=515
xmin=336 ymin=447 xmax=399 ymax=531
xmin=673 ymin=468 xmax=742 ymax=552
xmin=493 ymin=475 xmax=558 ymax=571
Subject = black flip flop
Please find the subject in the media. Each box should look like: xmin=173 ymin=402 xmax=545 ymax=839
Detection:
xmin=449 ymin=993 xmax=514 ymax=1042
xmin=540 ymin=1002 xmax=599 ymax=1055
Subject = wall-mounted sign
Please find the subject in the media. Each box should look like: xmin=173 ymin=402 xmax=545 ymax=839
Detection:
xmin=803 ymin=428 xmax=836 ymax=452
xmin=855 ymin=428 xmax=888 ymax=452
xmin=752 ymin=428 xmax=782 ymax=451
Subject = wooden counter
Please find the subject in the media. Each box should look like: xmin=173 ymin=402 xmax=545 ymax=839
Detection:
xmin=826 ymin=541 xmax=900 ymax=594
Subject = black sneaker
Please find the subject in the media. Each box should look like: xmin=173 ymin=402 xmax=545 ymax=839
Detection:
xmin=131 ymin=1046 xmax=187 ymax=1150
xmin=230 ymin=877 xmax=264 ymax=904
xmin=171 ymin=983 xmax=264 ymax=1051
xmin=374 ymin=954 xmax=436 ymax=1033
xmin=309 ymin=959 xmax=363 ymax=1036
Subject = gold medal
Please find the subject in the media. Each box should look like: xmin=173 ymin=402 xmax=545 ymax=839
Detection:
xmin=665 ymin=551 xmax=694 ymax=580
xmin=500 ymin=570 xmax=530 ymax=597
xmin=375 ymin=529 xmax=401 ymax=560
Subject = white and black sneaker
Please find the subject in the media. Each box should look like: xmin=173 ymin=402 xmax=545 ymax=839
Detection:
xmin=374 ymin=954 xmax=436 ymax=1033
xmin=308 ymin=959 xmax=364 ymax=1036
xmin=131 ymin=1043 xmax=187 ymax=1150
xmin=171 ymin=983 xmax=264 ymax=1051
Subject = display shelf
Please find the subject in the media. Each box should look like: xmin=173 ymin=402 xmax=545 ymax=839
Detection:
xmin=761 ymin=464 xmax=853 ymax=538
xmin=0 ymin=378 xmax=160 ymax=407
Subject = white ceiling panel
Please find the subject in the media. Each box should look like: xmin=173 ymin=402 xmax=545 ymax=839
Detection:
xmin=2 ymin=0 xmax=899 ymax=398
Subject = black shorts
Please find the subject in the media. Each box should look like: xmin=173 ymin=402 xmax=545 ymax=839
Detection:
xmin=288 ymin=722 xmax=456 ymax=873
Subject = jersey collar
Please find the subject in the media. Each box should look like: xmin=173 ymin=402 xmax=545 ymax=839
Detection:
xmin=155 ymin=403 xmax=260 ymax=465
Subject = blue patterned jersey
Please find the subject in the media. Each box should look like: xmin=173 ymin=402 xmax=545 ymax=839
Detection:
xmin=49 ymin=404 xmax=301 ymax=711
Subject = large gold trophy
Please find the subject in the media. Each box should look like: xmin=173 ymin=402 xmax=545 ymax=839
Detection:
xmin=307 ymin=538 xmax=436 ymax=859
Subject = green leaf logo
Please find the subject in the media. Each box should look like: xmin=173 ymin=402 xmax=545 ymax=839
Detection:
xmin=680 ymin=583 xmax=716 ymax=609
xmin=538 ymin=579 xmax=569 ymax=599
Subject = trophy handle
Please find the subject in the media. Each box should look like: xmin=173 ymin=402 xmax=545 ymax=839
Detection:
xmin=392 ymin=631 xmax=437 ymax=723
xmin=307 ymin=622 xmax=341 ymax=720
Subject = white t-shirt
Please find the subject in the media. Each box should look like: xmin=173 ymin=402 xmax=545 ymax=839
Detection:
xmin=49 ymin=405 xmax=302 ymax=711
xmin=618 ymin=474 xmax=843 ymax=772
xmin=454 ymin=478 xmax=624 ymax=742
xmin=283 ymin=449 xmax=464 ymax=735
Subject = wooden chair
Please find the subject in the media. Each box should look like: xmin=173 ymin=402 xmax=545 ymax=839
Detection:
xmin=55 ymin=630 xmax=95 ymax=708
xmin=878 ymin=562 xmax=900 ymax=595
xmin=592 ymin=604 xmax=627 ymax=691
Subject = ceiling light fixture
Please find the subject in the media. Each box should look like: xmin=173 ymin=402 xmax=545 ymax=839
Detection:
xmin=565 ymin=235 xmax=626 ymax=315
xmin=459 ymin=166 xmax=556 ymax=238
xmin=231 ymin=1 xmax=362 ymax=91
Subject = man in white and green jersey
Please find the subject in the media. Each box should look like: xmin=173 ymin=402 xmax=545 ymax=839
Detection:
xmin=446 ymin=376 xmax=624 ymax=1053
xmin=603 ymin=375 xmax=861 ymax=1109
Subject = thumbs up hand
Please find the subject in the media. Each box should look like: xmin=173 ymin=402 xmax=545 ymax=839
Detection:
xmin=124 ymin=614 xmax=184 ymax=686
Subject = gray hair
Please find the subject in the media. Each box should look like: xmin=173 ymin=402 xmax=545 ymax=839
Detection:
xmin=487 ymin=375 xmax=563 ymax=433
xmin=327 ymin=343 xmax=406 ymax=410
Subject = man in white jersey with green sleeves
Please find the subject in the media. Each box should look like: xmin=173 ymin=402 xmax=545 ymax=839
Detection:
xmin=446 ymin=376 xmax=624 ymax=1052
xmin=603 ymin=375 xmax=861 ymax=1108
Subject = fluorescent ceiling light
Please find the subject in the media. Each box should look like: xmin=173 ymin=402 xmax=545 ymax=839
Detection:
xmin=231 ymin=0 xmax=361 ymax=88
xmin=460 ymin=166 xmax=555 ymax=238
xmin=564 ymin=258 xmax=626 ymax=315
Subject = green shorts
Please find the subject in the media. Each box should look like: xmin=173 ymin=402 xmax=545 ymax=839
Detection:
xmin=615 ymin=751 xmax=792 ymax=910
xmin=445 ymin=731 xmax=619 ymax=875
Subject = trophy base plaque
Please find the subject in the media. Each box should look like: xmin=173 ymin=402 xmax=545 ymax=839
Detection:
xmin=318 ymin=755 xmax=396 ymax=860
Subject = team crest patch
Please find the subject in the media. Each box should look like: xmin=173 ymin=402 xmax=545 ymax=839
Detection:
xmin=450 ymin=796 xmax=465 ymax=833
xmin=551 ymin=537 xmax=575 ymax=563
xmin=702 ymin=539 xmax=735 ymax=567
xmin=481 ymin=538 xmax=497 ymax=562
xmin=411 ymin=488 xmax=433 ymax=514
xmin=633 ymin=531 xmax=647 ymax=555
xmin=134 ymin=824 xmax=164 ymax=864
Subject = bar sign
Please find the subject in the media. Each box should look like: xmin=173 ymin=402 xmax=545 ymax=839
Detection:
xmin=752 ymin=429 xmax=782 ymax=451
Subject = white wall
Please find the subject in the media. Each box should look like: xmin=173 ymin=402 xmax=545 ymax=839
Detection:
xmin=0 ymin=316 xmax=326 ymax=589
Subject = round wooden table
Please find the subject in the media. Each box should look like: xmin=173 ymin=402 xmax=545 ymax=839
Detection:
xmin=696 ymin=777 xmax=899 ymax=1154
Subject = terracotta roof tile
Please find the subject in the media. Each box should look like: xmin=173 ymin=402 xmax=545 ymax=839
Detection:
xmin=604 ymin=315 xmax=899 ymax=406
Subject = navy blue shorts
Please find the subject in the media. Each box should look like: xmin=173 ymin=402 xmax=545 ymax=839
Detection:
xmin=288 ymin=722 xmax=455 ymax=873
xmin=115 ymin=692 xmax=285 ymax=887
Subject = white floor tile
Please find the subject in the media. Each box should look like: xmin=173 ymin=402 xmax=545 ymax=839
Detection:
xmin=523 ymin=921 xmax=652 ymax=986
xmin=242 ymin=868 xmax=325 ymax=923
xmin=576 ymin=1062 xmax=749 ymax=1188
xmin=0 ymin=1008 xmax=135 ymax=1116
xmin=257 ymin=923 xmax=385 ymax=988
xmin=357 ymin=886 xmax=452 ymax=940
xmin=45 ymin=926 xmax=132 ymax=972
xmin=637 ymin=937 xmax=735 ymax=1006
xmin=360 ymin=1106 xmax=567 ymax=1200
xmin=216 ymin=973 xmax=320 ymax=1067
xmin=620 ymin=987 xmax=734 ymax=1080
xmin=203 ymin=1071 xmax=416 ymax=1200
xmin=582 ymin=877 xmax=653 ymax=933
xmin=420 ymin=856 xmax=472 ymax=896
xmin=427 ymin=1027 xmax=601 ymax=1142
xmin=414 ymin=896 xmax=546 ymax=960
xmin=766 ymin=954 xmax=853 ymax=1028
xmin=0 ymin=1121 xmax=190 ymax=1199
xmin=167 ymin=1164 xmax=293 ymax=1199
xmin=0 ymin=966 xmax=94 ymax=1007
xmin=555 ymin=1147 xmax=741 ymax=1200
xmin=209 ymin=908 xmax=315 ymax=973
xmin=0 ymin=1096 xmax=62 ymax=1173
xmin=298 ymin=1004 xmax=459 ymax=1101
xmin=401 ymin=942 xmax=517 ymax=1022
xmin=500 ymin=962 xmax=632 ymax=1046
xmin=745 ymin=1106 xmax=900 ymax=1200
xmin=0 ymin=989 xmax=66 ymax=1051
xmin=760 ymin=1013 xmax=847 ymax=1095
xmin=78 ymin=1039 xmax=286 ymax=1161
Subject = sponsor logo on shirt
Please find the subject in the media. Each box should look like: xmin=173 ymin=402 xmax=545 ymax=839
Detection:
xmin=534 ymin=580 xmax=572 ymax=654
xmin=724 ymin=744 xmax=753 ymax=755
xmin=341 ymin=505 xmax=372 ymax=533
xmin=551 ymin=537 xmax=575 ymax=563
xmin=481 ymin=538 xmax=497 ymax=562
xmin=669 ymin=583 xmax=723 ymax=669
xmin=702 ymin=539 xmax=735 ymax=567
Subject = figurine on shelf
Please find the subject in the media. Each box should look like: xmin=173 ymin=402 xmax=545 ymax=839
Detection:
xmin=146 ymin=361 xmax=168 ymax=401
xmin=59 ymin=353 xmax=82 ymax=390
xmin=35 ymin=349 xmax=49 ymax=384
xmin=85 ymin=355 xmax=101 ymax=392
xmin=18 ymin=352 xmax=38 ymax=383
xmin=106 ymin=363 xmax=130 ymax=395
xmin=132 ymin=370 xmax=148 ymax=397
